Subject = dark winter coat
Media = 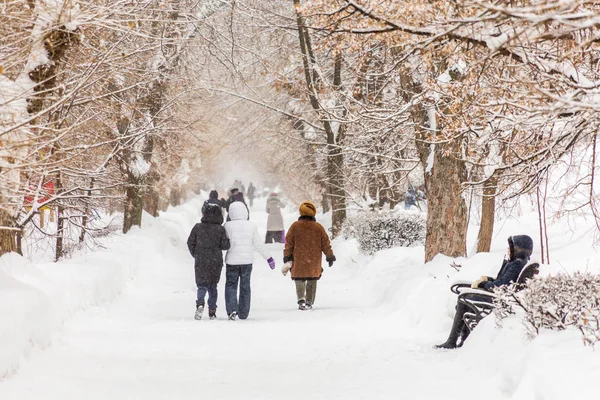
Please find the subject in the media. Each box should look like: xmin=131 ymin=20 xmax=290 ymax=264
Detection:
xmin=187 ymin=206 xmax=231 ymax=286
xmin=482 ymin=235 xmax=534 ymax=290
xmin=202 ymin=190 xmax=225 ymax=216
xmin=283 ymin=216 xmax=334 ymax=280
xmin=225 ymin=192 xmax=247 ymax=210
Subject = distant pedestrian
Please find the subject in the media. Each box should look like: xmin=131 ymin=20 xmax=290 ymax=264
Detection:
xmin=224 ymin=202 xmax=275 ymax=320
xmin=247 ymin=182 xmax=256 ymax=207
xmin=265 ymin=192 xmax=285 ymax=243
xmin=225 ymin=188 xmax=248 ymax=221
xmin=202 ymin=190 xmax=225 ymax=217
xmin=233 ymin=180 xmax=245 ymax=195
xmin=187 ymin=203 xmax=230 ymax=320
xmin=282 ymin=201 xmax=335 ymax=311
xmin=405 ymin=189 xmax=417 ymax=210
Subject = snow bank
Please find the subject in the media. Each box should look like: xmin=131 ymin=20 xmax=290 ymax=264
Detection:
xmin=0 ymin=198 xmax=203 ymax=378
xmin=339 ymin=210 xmax=600 ymax=399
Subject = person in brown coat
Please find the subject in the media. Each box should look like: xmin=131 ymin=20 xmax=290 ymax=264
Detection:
xmin=283 ymin=201 xmax=336 ymax=310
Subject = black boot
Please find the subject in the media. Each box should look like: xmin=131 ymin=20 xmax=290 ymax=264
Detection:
xmin=435 ymin=303 xmax=467 ymax=349
xmin=457 ymin=324 xmax=471 ymax=348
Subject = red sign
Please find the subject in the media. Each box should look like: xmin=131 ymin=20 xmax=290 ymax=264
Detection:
xmin=24 ymin=179 xmax=55 ymax=206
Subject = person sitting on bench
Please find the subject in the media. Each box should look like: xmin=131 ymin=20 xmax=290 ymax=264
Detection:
xmin=435 ymin=234 xmax=534 ymax=349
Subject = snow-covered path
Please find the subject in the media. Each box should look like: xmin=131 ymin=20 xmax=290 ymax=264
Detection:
xmin=0 ymin=197 xmax=504 ymax=400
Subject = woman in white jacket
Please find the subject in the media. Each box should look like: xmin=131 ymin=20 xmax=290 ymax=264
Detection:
xmin=224 ymin=202 xmax=275 ymax=320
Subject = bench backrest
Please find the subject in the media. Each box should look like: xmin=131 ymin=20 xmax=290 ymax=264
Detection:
xmin=516 ymin=262 xmax=540 ymax=285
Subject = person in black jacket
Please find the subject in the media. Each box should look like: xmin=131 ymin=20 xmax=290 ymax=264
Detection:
xmin=435 ymin=235 xmax=534 ymax=349
xmin=202 ymin=190 xmax=225 ymax=216
xmin=187 ymin=203 xmax=230 ymax=320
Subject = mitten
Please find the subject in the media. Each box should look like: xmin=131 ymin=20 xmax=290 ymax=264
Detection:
xmin=471 ymin=276 xmax=488 ymax=289
xmin=281 ymin=261 xmax=292 ymax=276
xmin=326 ymin=255 xmax=336 ymax=267
xmin=267 ymin=257 xmax=276 ymax=270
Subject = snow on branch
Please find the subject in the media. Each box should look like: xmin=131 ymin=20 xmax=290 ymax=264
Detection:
xmin=494 ymin=272 xmax=600 ymax=346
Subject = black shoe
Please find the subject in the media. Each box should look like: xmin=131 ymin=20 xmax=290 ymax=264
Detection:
xmin=434 ymin=340 xmax=457 ymax=349
xmin=304 ymin=303 xmax=313 ymax=310
xmin=209 ymin=309 xmax=217 ymax=320
xmin=228 ymin=311 xmax=237 ymax=321
xmin=298 ymin=300 xmax=306 ymax=310
xmin=456 ymin=325 xmax=470 ymax=348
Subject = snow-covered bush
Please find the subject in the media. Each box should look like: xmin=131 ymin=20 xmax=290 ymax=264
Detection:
xmin=494 ymin=273 xmax=600 ymax=346
xmin=342 ymin=210 xmax=425 ymax=254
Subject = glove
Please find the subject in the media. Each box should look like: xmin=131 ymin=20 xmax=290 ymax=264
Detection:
xmin=326 ymin=255 xmax=336 ymax=267
xmin=471 ymin=276 xmax=488 ymax=289
xmin=281 ymin=261 xmax=292 ymax=276
xmin=267 ymin=257 xmax=276 ymax=270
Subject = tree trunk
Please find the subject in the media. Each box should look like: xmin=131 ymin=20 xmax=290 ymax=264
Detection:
xmin=144 ymin=188 xmax=160 ymax=218
xmin=415 ymin=120 xmax=468 ymax=262
xmin=329 ymin=52 xmax=347 ymax=237
xmin=16 ymin=230 xmax=23 ymax=255
xmin=123 ymin=178 xmax=145 ymax=234
xmin=79 ymin=178 xmax=95 ymax=244
xmin=329 ymin=144 xmax=346 ymax=237
xmin=0 ymin=211 xmax=19 ymax=255
xmin=400 ymin=66 xmax=468 ymax=262
xmin=170 ymin=187 xmax=182 ymax=207
xmin=321 ymin=192 xmax=330 ymax=213
xmin=293 ymin=2 xmax=346 ymax=237
xmin=55 ymin=173 xmax=64 ymax=261
xmin=55 ymin=209 xmax=64 ymax=261
xmin=476 ymin=176 xmax=498 ymax=253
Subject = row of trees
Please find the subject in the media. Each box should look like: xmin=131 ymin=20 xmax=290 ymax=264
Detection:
xmin=3 ymin=1 xmax=598 ymax=263
xmin=298 ymin=0 xmax=600 ymax=261
xmin=195 ymin=0 xmax=600 ymax=261
xmin=0 ymin=0 xmax=224 ymax=260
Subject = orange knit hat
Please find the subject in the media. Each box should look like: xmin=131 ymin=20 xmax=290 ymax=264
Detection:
xmin=299 ymin=201 xmax=317 ymax=217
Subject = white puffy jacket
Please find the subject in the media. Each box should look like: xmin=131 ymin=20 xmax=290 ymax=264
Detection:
xmin=224 ymin=202 xmax=271 ymax=265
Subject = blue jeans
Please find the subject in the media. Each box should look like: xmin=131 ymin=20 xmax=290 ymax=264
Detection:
xmin=225 ymin=264 xmax=252 ymax=319
xmin=197 ymin=283 xmax=218 ymax=309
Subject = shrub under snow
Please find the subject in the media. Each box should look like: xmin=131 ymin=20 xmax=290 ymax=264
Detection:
xmin=494 ymin=272 xmax=600 ymax=346
xmin=342 ymin=210 xmax=426 ymax=255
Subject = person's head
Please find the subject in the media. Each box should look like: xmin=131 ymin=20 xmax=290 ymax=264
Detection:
xmin=202 ymin=203 xmax=223 ymax=225
xmin=270 ymin=192 xmax=278 ymax=197
xmin=233 ymin=191 xmax=244 ymax=201
xmin=228 ymin=201 xmax=248 ymax=221
xmin=209 ymin=190 xmax=219 ymax=200
xmin=299 ymin=201 xmax=317 ymax=218
xmin=508 ymin=235 xmax=534 ymax=261
xmin=230 ymin=188 xmax=239 ymax=196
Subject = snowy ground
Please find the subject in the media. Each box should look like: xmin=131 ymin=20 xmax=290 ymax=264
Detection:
xmin=1 ymin=195 xmax=599 ymax=399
